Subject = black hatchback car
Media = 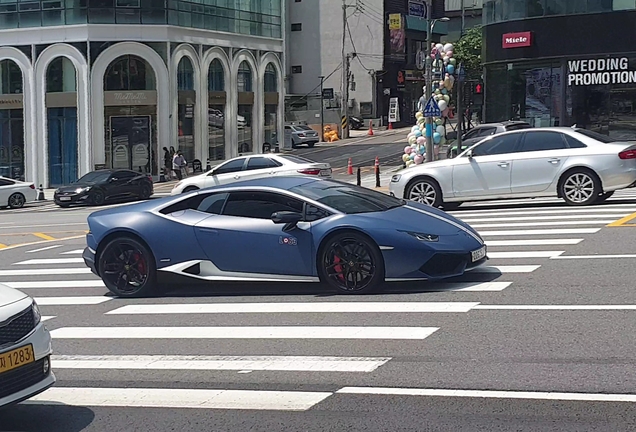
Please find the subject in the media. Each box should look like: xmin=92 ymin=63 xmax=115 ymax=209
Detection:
xmin=54 ymin=169 xmax=154 ymax=207
xmin=447 ymin=121 xmax=531 ymax=158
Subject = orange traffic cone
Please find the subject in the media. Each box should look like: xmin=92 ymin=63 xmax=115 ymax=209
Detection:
xmin=367 ymin=120 xmax=374 ymax=136
xmin=347 ymin=158 xmax=353 ymax=175
xmin=388 ymin=122 xmax=393 ymax=130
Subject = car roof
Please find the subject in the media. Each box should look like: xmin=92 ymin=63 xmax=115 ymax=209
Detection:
xmin=216 ymin=175 xmax=324 ymax=190
xmin=475 ymin=121 xmax=530 ymax=128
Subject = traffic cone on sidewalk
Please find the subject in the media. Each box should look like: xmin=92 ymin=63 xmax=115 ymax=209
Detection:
xmin=347 ymin=158 xmax=353 ymax=175
xmin=388 ymin=122 xmax=393 ymax=130
xmin=367 ymin=120 xmax=374 ymax=136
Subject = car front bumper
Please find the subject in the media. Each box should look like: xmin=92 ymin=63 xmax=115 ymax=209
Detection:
xmin=0 ymin=323 xmax=55 ymax=408
xmin=83 ymin=246 xmax=98 ymax=276
xmin=54 ymin=192 xmax=90 ymax=205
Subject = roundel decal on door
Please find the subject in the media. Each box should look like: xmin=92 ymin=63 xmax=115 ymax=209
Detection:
xmin=279 ymin=236 xmax=298 ymax=246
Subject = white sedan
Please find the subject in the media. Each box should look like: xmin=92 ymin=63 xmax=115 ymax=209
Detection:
xmin=0 ymin=177 xmax=37 ymax=209
xmin=0 ymin=284 xmax=55 ymax=408
xmin=171 ymin=154 xmax=332 ymax=195
xmin=390 ymin=127 xmax=636 ymax=208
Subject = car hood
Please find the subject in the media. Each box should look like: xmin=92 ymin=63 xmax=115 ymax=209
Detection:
xmin=57 ymin=182 xmax=95 ymax=192
xmin=0 ymin=283 xmax=28 ymax=308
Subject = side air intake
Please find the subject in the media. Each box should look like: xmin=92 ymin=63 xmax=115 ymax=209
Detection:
xmin=182 ymin=263 xmax=201 ymax=275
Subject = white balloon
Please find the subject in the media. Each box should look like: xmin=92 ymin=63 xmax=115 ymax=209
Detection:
xmin=438 ymin=100 xmax=448 ymax=111
xmin=443 ymin=43 xmax=454 ymax=53
xmin=435 ymin=43 xmax=443 ymax=52
xmin=436 ymin=125 xmax=445 ymax=135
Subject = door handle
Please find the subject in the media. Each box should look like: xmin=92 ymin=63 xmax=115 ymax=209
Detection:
xmin=549 ymin=158 xmax=560 ymax=164
xmin=198 ymin=228 xmax=218 ymax=234
xmin=498 ymin=162 xmax=509 ymax=168
xmin=234 ymin=175 xmax=240 ymax=179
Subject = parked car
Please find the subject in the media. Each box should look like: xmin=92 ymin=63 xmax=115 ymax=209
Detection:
xmin=170 ymin=154 xmax=332 ymax=195
xmin=390 ymin=127 xmax=636 ymax=208
xmin=447 ymin=121 xmax=531 ymax=159
xmin=83 ymin=176 xmax=486 ymax=297
xmin=0 ymin=284 xmax=55 ymax=408
xmin=286 ymin=125 xmax=320 ymax=148
xmin=0 ymin=177 xmax=36 ymax=209
xmin=349 ymin=116 xmax=364 ymax=130
xmin=53 ymin=169 xmax=154 ymax=207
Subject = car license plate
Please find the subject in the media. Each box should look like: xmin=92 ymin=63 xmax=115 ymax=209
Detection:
xmin=471 ymin=246 xmax=486 ymax=262
xmin=320 ymin=169 xmax=331 ymax=177
xmin=59 ymin=196 xmax=71 ymax=201
xmin=0 ymin=344 xmax=35 ymax=374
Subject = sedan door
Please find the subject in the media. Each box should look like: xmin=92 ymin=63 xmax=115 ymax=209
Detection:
xmin=105 ymin=171 xmax=137 ymax=199
xmin=194 ymin=191 xmax=314 ymax=276
xmin=451 ymin=133 xmax=521 ymax=198
xmin=510 ymin=131 xmax=571 ymax=194
xmin=0 ymin=178 xmax=13 ymax=205
xmin=204 ymin=158 xmax=247 ymax=188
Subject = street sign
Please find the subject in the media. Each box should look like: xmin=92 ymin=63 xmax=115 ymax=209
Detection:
xmin=388 ymin=97 xmax=400 ymax=123
xmin=423 ymin=96 xmax=441 ymax=117
xmin=408 ymin=1 xmax=426 ymax=18
xmin=322 ymin=88 xmax=334 ymax=99
xmin=415 ymin=50 xmax=426 ymax=71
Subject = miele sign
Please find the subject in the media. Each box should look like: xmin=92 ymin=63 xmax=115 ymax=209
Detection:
xmin=502 ymin=32 xmax=532 ymax=49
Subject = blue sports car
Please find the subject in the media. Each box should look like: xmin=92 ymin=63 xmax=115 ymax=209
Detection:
xmin=82 ymin=176 xmax=487 ymax=297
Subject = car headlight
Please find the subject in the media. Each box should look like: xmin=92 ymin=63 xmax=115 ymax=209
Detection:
xmin=402 ymin=231 xmax=439 ymax=242
xmin=32 ymin=300 xmax=41 ymax=326
xmin=391 ymin=174 xmax=401 ymax=182
xmin=75 ymin=186 xmax=91 ymax=194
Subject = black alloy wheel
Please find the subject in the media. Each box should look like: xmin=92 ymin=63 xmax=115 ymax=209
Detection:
xmin=319 ymin=232 xmax=384 ymax=294
xmin=98 ymin=237 xmax=158 ymax=297
xmin=8 ymin=193 xmax=25 ymax=209
xmin=91 ymin=189 xmax=106 ymax=206
xmin=139 ymin=183 xmax=152 ymax=200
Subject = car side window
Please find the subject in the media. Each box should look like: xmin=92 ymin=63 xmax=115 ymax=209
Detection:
xmin=472 ymin=135 xmax=519 ymax=157
xmin=116 ymin=171 xmax=137 ymax=180
xmin=304 ymin=204 xmax=331 ymax=222
xmin=223 ymin=192 xmax=304 ymax=220
xmin=214 ymin=158 xmax=246 ymax=175
xmin=0 ymin=179 xmax=13 ymax=186
xmin=196 ymin=192 xmax=228 ymax=214
xmin=564 ymin=134 xmax=587 ymax=149
xmin=246 ymin=157 xmax=282 ymax=171
xmin=477 ymin=127 xmax=497 ymax=137
xmin=520 ymin=132 xmax=567 ymax=152
xmin=463 ymin=129 xmax=479 ymax=140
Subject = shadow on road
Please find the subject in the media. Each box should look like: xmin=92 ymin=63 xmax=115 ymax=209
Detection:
xmin=1 ymin=404 xmax=95 ymax=432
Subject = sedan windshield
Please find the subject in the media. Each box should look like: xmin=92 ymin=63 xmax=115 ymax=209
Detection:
xmin=77 ymin=172 xmax=110 ymax=184
xmin=290 ymin=180 xmax=405 ymax=214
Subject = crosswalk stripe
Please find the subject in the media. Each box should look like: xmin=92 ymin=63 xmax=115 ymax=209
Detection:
xmin=551 ymin=254 xmax=636 ymax=260
xmin=106 ymin=302 xmax=480 ymax=315
xmin=451 ymin=207 xmax=636 ymax=217
xmin=41 ymin=316 xmax=55 ymax=321
xmin=26 ymin=245 xmax=62 ymax=253
xmin=479 ymin=228 xmax=600 ymax=236
xmin=26 ymin=387 xmax=333 ymax=411
xmin=441 ymin=282 xmax=511 ymax=292
xmin=51 ymin=355 xmax=392 ymax=372
xmin=50 ymin=326 xmax=440 ymax=340
xmin=35 ymin=296 xmax=112 ymax=305
xmin=0 ymin=268 xmax=92 ymax=276
xmin=60 ymin=249 xmax=84 ymax=255
xmin=14 ymin=258 xmax=85 ymax=265
xmin=487 ymin=251 xmax=564 ymax=259
xmin=485 ymin=239 xmax=582 ymax=246
xmin=469 ymin=265 xmax=541 ymax=273
xmin=472 ymin=220 xmax=615 ymax=228
xmin=6 ymin=280 xmax=104 ymax=289
xmin=462 ymin=214 xmax=627 ymax=223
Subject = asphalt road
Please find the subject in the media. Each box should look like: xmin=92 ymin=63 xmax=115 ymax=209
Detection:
xmin=3 ymin=191 xmax=636 ymax=430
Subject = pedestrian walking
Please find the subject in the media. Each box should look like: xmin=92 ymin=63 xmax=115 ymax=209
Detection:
xmin=172 ymin=150 xmax=187 ymax=181
xmin=163 ymin=147 xmax=172 ymax=179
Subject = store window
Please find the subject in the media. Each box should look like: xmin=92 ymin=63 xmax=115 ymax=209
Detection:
xmin=0 ymin=59 xmax=22 ymax=94
xmin=46 ymin=57 xmax=76 ymax=93
xmin=104 ymin=54 xmax=156 ymax=91
xmin=263 ymin=63 xmax=278 ymax=148
xmin=177 ymin=56 xmax=195 ymax=164
xmin=237 ymin=60 xmax=254 ymax=154
xmin=208 ymin=58 xmax=226 ymax=161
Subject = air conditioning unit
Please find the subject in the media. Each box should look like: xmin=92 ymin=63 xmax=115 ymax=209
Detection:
xmin=348 ymin=98 xmax=355 ymax=108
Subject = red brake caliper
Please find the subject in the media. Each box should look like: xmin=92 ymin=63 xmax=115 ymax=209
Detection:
xmin=133 ymin=252 xmax=146 ymax=274
xmin=333 ymin=255 xmax=344 ymax=281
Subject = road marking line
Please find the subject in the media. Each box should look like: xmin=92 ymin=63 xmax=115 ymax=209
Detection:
xmin=60 ymin=249 xmax=84 ymax=255
xmin=472 ymin=220 xmax=615 ymax=228
xmin=26 ymin=245 xmax=62 ymax=253
xmin=469 ymin=265 xmax=541 ymax=273
xmin=442 ymin=282 xmax=511 ymax=292
xmin=50 ymin=326 xmax=439 ymax=340
xmin=336 ymin=387 xmax=636 ymax=403
xmin=51 ymin=355 xmax=391 ymax=372
xmin=485 ymin=239 xmax=582 ymax=247
xmin=451 ymin=207 xmax=636 ymax=217
xmin=551 ymin=254 xmax=636 ymax=260
xmin=106 ymin=302 xmax=480 ymax=315
xmin=0 ymin=223 xmax=86 ymax=230
xmin=5 ymin=280 xmax=104 ymax=289
xmin=474 ymin=305 xmax=636 ymax=310
xmin=0 ymin=268 xmax=92 ymax=276
xmin=13 ymin=258 xmax=84 ymax=265
xmin=478 ymin=228 xmax=601 ymax=236
xmin=25 ymin=387 xmax=333 ymax=411
xmin=607 ymin=211 xmax=636 ymax=226
xmin=35 ymin=296 xmax=112 ymax=305
xmin=32 ymin=232 xmax=57 ymax=241
xmin=488 ymin=251 xmax=564 ymax=259
xmin=0 ymin=234 xmax=87 ymax=252
xmin=41 ymin=316 xmax=55 ymax=322
xmin=0 ymin=243 xmax=6 ymax=249
xmin=462 ymin=214 xmax=627 ymax=223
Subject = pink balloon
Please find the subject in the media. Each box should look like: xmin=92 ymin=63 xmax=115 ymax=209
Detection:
xmin=416 ymin=136 xmax=426 ymax=145
xmin=442 ymin=108 xmax=449 ymax=116
xmin=414 ymin=154 xmax=424 ymax=164
xmin=404 ymin=146 xmax=412 ymax=154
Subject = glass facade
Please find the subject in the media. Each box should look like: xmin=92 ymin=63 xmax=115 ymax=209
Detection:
xmin=0 ymin=110 xmax=24 ymax=180
xmin=484 ymin=0 xmax=635 ymax=24
xmin=263 ymin=63 xmax=277 ymax=146
xmin=177 ymin=57 xmax=195 ymax=164
xmin=46 ymin=57 xmax=76 ymax=93
xmin=237 ymin=60 xmax=253 ymax=154
xmin=208 ymin=58 xmax=225 ymax=162
xmin=0 ymin=0 xmax=281 ymax=37
xmin=0 ymin=60 xmax=22 ymax=94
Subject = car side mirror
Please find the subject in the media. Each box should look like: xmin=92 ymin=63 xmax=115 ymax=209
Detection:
xmin=109 ymin=177 xmax=117 ymax=182
xmin=271 ymin=211 xmax=303 ymax=232
xmin=466 ymin=150 xmax=473 ymax=159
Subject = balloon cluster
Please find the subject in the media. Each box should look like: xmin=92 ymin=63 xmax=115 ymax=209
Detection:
xmin=401 ymin=42 xmax=456 ymax=168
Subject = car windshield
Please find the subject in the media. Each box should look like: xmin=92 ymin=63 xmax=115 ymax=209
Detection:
xmin=290 ymin=180 xmax=405 ymax=214
xmin=278 ymin=155 xmax=316 ymax=164
xmin=574 ymin=129 xmax=616 ymax=143
xmin=77 ymin=172 xmax=111 ymax=184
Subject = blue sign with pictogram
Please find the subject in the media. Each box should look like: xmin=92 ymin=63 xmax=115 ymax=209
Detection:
xmin=423 ymin=96 xmax=441 ymax=117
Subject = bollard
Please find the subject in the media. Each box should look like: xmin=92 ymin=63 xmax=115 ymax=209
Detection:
xmin=367 ymin=120 xmax=374 ymax=136
xmin=356 ymin=167 xmax=361 ymax=186
xmin=37 ymin=184 xmax=45 ymax=201
xmin=375 ymin=157 xmax=380 ymax=187
xmin=347 ymin=158 xmax=353 ymax=175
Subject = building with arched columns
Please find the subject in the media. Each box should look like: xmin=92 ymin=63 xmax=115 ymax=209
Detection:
xmin=0 ymin=2 xmax=284 ymax=187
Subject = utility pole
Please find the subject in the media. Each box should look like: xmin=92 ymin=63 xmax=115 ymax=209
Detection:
xmin=319 ymin=75 xmax=325 ymax=141
xmin=341 ymin=0 xmax=352 ymax=139
xmin=460 ymin=0 xmax=465 ymax=36
xmin=425 ymin=0 xmax=433 ymax=164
